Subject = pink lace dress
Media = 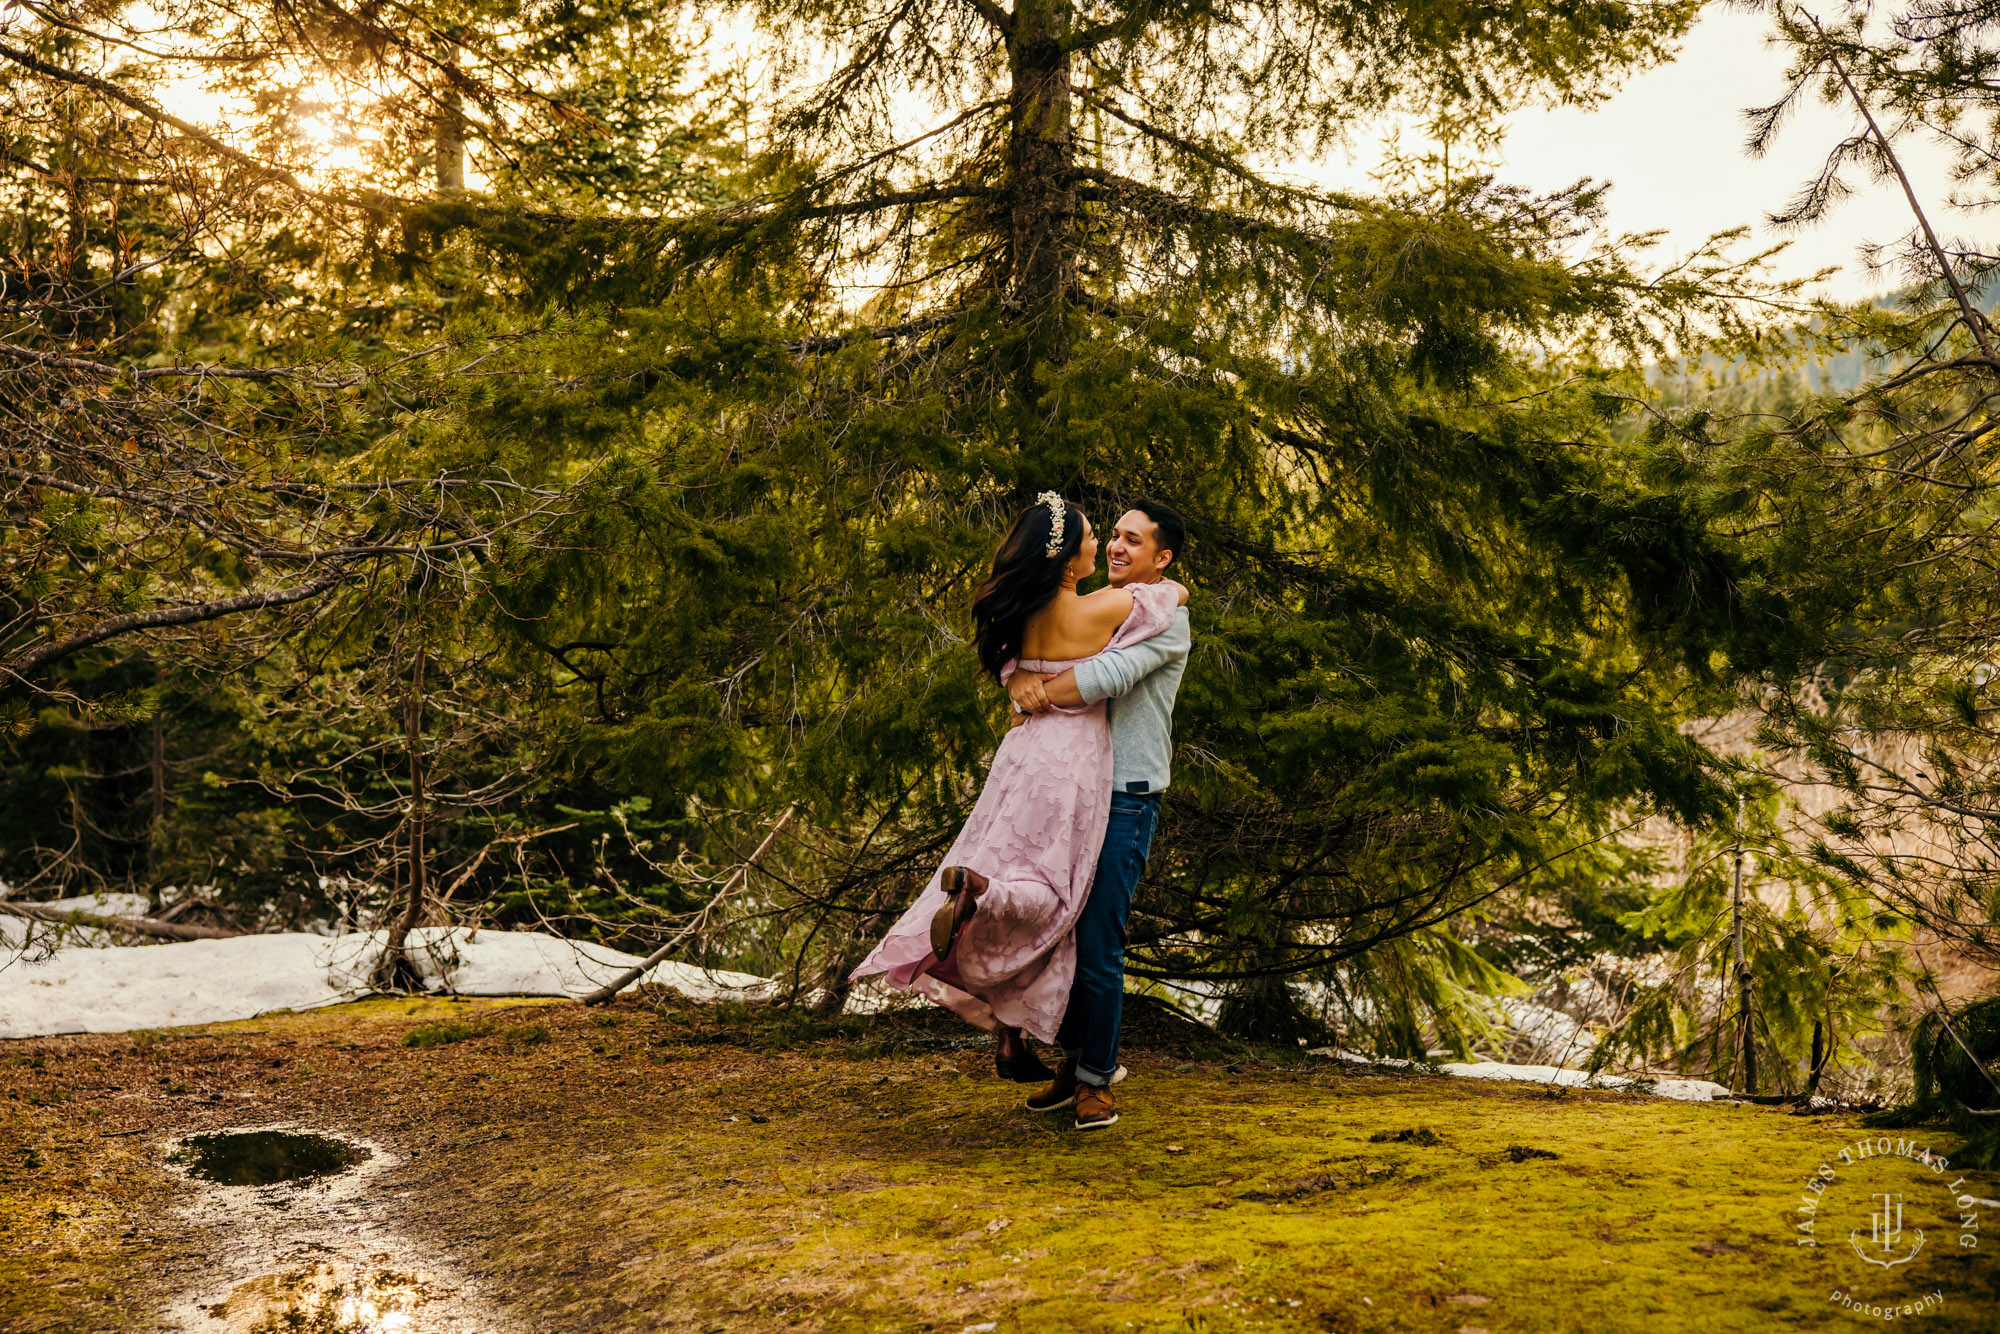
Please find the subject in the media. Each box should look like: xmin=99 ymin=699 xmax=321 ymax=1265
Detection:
xmin=849 ymin=581 xmax=1180 ymax=1041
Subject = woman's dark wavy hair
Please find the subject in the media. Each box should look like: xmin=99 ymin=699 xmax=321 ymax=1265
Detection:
xmin=972 ymin=498 xmax=1087 ymax=680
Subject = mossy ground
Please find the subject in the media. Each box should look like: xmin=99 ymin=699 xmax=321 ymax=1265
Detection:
xmin=4 ymin=991 xmax=1996 ymax=1332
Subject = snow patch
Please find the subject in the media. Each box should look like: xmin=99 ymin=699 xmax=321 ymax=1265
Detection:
xmin=1307 ymin=1047 xmax=1733 ymax=1103
xmin=0 ymin=891 xmax=160 ymax=951
xmin=0 ymin=926 xmax=774 ymax=1038
xmin=34 ymin=891 xmax=155 ymax=919
xmin=1495 ymin=996 xmax=1591 ymax=1063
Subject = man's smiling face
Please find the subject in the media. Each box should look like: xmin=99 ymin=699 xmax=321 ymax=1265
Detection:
xmin=1106 ymin=508 xmax=1173 ymax=587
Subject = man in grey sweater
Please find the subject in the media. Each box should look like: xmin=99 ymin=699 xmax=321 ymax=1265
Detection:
xmin=1006 ymin=499 xmax=1191 ymax=1129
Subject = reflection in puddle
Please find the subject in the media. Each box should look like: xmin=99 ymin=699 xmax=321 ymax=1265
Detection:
xmin=205 ymin=1262 xmax=428 ymax=1334
xmin=170 ymin=1130 xmax=370 ymax=1186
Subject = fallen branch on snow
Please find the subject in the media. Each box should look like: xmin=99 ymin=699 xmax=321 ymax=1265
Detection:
xmin=0 ymin=900 xmax=242 ymax=941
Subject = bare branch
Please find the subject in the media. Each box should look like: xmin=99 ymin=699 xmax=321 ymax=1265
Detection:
xmin=8 ymin=572 xmax=350 ymax=680
xmin=0 ymin=40 xmax=312 ymax=195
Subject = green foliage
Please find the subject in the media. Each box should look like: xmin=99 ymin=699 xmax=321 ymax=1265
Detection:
xmin=402 ymin=1018 xmax=492 ymax=1049
xmin=1865 ymin=997 xmax=2000 ymax=1168
xmin=1551 ymin=0 xmax=2000 ymax=1100
xmin=1911 ymin=997 xmax=2000 ymax=1117
xmin=1589 ymin=791 xmax=1909 ymax=1099
xmin=0 ymin=0 xmax=760 ymax=925
xmin=0 ymin=0 xmax=1850 ymax=1061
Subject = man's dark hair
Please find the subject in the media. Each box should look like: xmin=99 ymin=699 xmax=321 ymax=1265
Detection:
xmin=1128 ymin=498 xmax=1186 ymax=564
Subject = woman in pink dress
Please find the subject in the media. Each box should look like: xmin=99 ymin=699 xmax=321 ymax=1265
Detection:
xmin=850 ymin=492 xmax=1186 ymax=1080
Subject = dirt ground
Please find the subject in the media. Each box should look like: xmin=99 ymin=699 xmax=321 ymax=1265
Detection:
xmin=4 ymin=991 xmax=1997 ymax=1333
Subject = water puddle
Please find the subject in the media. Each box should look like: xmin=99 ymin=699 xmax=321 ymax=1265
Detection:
xmin=169 ymin=1129 xmax=371 ymax=1186
xmin=161 ymin=1123 xmax=511 ymax=1334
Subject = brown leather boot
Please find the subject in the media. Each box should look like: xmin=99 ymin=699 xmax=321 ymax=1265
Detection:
xmin=1074 ymin=1081 xmax=1118 ymax=1130
xmin=929 ymin=866 xmax=988 ymax=961
xmin=995 ymin=1026 xmax=1056 ymax=1083
xmin=1024 ymin=1058 xmax=1080 ymax=1113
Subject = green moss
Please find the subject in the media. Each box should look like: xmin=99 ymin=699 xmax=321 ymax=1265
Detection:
xmin=399 ymin=1002 xmax=2000 ymax=1332
xmin=402 ymin=1018 xmax=492 ymax=1049
xmin=404 ymin=1015 xmax=552 ymax=1051
xmin=6 ymin=997 xmax=1998 ymax=1333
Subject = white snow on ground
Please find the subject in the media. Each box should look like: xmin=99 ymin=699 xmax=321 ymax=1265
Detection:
xmin=33 ymin=891 xmax=154 ymax=918
xmin=1308 ymin=1047 xmax=1734 ymax=1103
xmin=1435 ymin=1060 xmax=1732 ymax=1103
xmin=1495 ymin=997 xmax=1591 ymax=1064
xmin=3 ymin=933 xmax=340 ymax=1036
xmin=389 ymin=928 xmax=773 ymax=1004
xmin=0 ymin=891 xmax=160 ymax=951
xmin=0 ymin=926 xmax=774 ymax=1039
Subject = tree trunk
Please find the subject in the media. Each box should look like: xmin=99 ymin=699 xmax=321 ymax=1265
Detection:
xmin=1730 ymin=820 xmax=1757 ymax=1095
xmin=373 ymin=652 xmax=429 ymax=991
xmin=147 ymin=674 xmax=164 ymax=884
xmin=0 ymin=900 xmax=239 ymax=941
xmin=434 ymin=38 xmax=466 ymax=191
xmin=1807 ymin=1018 xmax=1826 ymax=1099
xmin=1004 ymin=0 xmax=1076 ymax=450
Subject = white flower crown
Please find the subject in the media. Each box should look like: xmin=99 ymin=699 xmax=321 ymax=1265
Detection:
xmin=1036 ymin=490 xmax=1066 ymax=558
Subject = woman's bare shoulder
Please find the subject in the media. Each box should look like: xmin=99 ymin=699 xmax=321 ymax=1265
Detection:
xmin=1076 ymin=586 xmax=1136 ymax=627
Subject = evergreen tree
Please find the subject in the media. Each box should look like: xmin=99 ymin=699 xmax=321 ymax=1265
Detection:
xmin=0 ymin=2 xmax=752 ymax=950
xmin=1578 ymin=0 xmax=2000 ymax=1104
xmin=2 ymin=0 xmax=1798 ymax=1054
xmin=439 ymin=0 xmax=1792 ymax=1036
xmin=1650 ymin=0 xmax=2000 ymax=977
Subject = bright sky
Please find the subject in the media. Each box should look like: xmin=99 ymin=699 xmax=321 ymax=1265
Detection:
xmin=1307 ymin=5 xmax=1958 ymax=301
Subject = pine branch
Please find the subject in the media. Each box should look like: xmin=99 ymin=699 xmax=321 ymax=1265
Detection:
xmin=1073 ymin=86 xmax=1363 ymax=207
xmin=0 ymin=465 xmax=256 ymax=548
xmin=958 ymin=0 xmax=1014 ymax=36
xmin=0 ymin=339 xmax=455 ymax=388
xmin=0 ymin=41 xmax=311 ymax=195
xmin=7 ymin=572 xmax=351 ymax=680
xmin=1072 ymin=167 xmax=1344 ymax=251
xmin=1797 ymin=5 xmax=2000 ymax=361
xmin=0 ymin=142 xmax=167 ymax=187
xmin=785 ymin=311 xmax=964 ymax=355
xmin=1064 ymin=0 xmax=1162 ymax=52
xmin=788 ymin=183 xmax=997 ymax=222
xmin=0 ymin=341 xmax=313 ymax=382
xmin=797 ymin=101 xmax=1007 ymax=198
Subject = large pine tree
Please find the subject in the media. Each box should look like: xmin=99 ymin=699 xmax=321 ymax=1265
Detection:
xmin=3 ymin=0 xmax=1787 ymax=1046
xmin=443 ymin=0 xmax=1784 ymax=1035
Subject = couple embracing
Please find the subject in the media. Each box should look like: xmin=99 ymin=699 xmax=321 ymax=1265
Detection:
xmin=852 ymin=493 xmax=1191 ymax=1131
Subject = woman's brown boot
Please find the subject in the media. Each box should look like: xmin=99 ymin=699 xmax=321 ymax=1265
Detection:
xmin=929 ymin=865 xmax=988 ymax=962
xmin=994 ymin=1025 xmax=1055 ymax=1083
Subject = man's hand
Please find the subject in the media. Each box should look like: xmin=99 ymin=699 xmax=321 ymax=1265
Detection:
xmin=1009 ymin=671 xmax=1053 ymax=714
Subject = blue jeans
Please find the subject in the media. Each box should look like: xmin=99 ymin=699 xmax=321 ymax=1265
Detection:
xmin=1058 ymin=791 xmax=1161 ymax=1086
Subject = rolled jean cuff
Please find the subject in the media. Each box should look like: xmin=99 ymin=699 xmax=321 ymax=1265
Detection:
xmin=1064 ymin=1047 xmax=1112 ymax=1087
